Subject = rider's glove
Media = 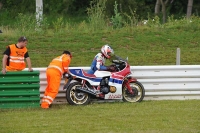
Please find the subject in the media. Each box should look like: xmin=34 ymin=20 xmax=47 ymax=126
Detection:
xmin=107 ymin=66 xmax=115 ymax=72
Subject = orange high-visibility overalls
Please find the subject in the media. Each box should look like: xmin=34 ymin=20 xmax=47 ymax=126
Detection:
xmin=6 ymin=44 xmax=27 ymax=71
xmin=41 ymin=54 xmax=71 ymax=109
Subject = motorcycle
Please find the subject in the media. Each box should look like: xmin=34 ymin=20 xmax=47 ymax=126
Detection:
xmin=63 ymin=55 xmax=145 ymax=105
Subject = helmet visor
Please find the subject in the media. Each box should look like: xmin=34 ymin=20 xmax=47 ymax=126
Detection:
xmin=107 ymin=52 xmax=112 ymax=56
xmin=107 ymin=49 xmax=114 ymax=57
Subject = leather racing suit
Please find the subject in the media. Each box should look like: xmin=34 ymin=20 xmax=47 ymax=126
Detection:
xmin=87 ymin=53 xmax=107 ymax=74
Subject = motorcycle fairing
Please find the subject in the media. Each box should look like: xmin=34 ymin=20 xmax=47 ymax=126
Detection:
xmin=105 ymin=82 xmax=122 ymax=99
xmin=105 ymin=76 xmax=124 ymax=100
xmin=109 ymin=77 xmax=123 ymax=84
xmin=111 ymin=63 xmax=131 ymax=80
xmin=94 ymin=70 xmax=111 ymax=77
xmin=94 ymin=71 xmax=124 ymax=84
xmin=69 ymin=69 xmax=101 ymax=82
xmin=104 ymin=64 xmax=131 ymax=99
xmin=69 ymin=69 xmax=124 ymax=86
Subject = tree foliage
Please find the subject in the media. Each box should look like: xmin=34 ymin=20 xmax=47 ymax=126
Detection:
xmin=0 ymin=0 xmax=199 ymax=25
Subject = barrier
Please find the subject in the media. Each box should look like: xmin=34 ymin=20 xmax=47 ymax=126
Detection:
xmin=0 ymin=71 xmax=40 ymax=108
xmin=131 ymin=65 xmax=200 ymax=100
xmin=31 ymin=65 xmax=200 ymax=104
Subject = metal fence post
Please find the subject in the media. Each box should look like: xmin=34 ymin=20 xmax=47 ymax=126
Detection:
xmin=176 ymin=48 xmax=181 ymax=65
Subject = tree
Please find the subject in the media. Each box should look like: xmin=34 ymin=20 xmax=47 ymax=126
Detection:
xmin=160 ymin=0 xmax=169 ymax=24
xmin=0 ymin=2 xmax=2 ymax=10
xmin=186 ymin=0 xmax=193 ymax=19
xmin=155 ymin=0 xmax=161 ymax=15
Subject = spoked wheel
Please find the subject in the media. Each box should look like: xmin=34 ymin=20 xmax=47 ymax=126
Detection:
xmin=122 ymin=81 xmax=145 ymax=102
xmin=66 ymin=82 xmax=90 ymax=105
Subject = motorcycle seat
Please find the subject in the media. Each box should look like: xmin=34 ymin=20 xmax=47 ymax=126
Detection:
xmin=82 ymin=70 xmax=96 ymax=78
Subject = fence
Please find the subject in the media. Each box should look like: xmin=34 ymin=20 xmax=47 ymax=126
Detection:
xmin=29 ymin=65 xmax=200 ymax=104
xmin=131 ymin=65 xmax=200 ymax=100
xmin=0 ymin=71 xmax=40 ymax=108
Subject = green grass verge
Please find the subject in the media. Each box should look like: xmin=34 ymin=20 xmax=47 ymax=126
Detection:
xmin=0 ymin=100 xmax=200 ymax=133
xmin=0 ymin=26 xmax=200 ymax=67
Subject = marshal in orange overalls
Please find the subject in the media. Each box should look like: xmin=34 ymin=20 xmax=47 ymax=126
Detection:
xmin=41 ymin=52 xmax=71 ymax=109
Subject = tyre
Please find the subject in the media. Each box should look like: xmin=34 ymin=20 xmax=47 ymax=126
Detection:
xmin=122 ymin=81 xmax=145 ymax=102
xmin=66 ymin=81 xmax=91 ymax=105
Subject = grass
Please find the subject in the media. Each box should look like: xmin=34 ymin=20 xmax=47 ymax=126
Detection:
xmin=0 ymin=26 xmax=200 ymax=68
xmin=0 ymin=100 xmax=200 ymax=133
xmin=0 ymin=14 xmax=200 ymax=133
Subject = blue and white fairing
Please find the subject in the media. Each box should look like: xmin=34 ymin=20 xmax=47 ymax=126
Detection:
xmin=94 ymin=70 xmax=124 ymax=99
xmin=69 ymin=69 xmax=114 ymax=85
xmin=69 ymin=69 xmax=102 ymax=86
xmin=69 ymin=68 xmax=124 ymax=99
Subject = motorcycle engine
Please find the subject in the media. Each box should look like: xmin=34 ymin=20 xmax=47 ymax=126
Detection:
xmin=100 ymin=77 xmax=110 ymax=94
xmin=100 ymin=86 xmax=110 ymax=94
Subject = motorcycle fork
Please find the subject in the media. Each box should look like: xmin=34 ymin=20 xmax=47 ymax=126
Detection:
xmin=123 ymin=79 xmax=134 ymax=94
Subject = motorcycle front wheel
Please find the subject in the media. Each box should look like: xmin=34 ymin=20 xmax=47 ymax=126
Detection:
xmin=122 ymin=81 xmax=145 ymax=102
xmin=66 ymin=81 xmax=91 ymax=105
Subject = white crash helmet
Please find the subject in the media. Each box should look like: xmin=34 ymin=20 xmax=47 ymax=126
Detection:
xmin=101 ymin=44 xmax=114 ymax=59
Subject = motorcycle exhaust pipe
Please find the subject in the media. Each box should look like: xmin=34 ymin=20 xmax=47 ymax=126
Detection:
xmin=76 ymin=87 xmax=97 ymax=96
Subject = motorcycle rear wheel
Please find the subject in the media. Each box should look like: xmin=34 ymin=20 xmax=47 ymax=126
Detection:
xmin=122 ymin=81 xmax=145 ymax=102
xmin=66 ymin=82 xmax=91 ymax=105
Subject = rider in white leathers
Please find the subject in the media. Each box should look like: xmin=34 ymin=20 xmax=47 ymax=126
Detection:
xmin=87 ymin=44 xmax=114 ymax=74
